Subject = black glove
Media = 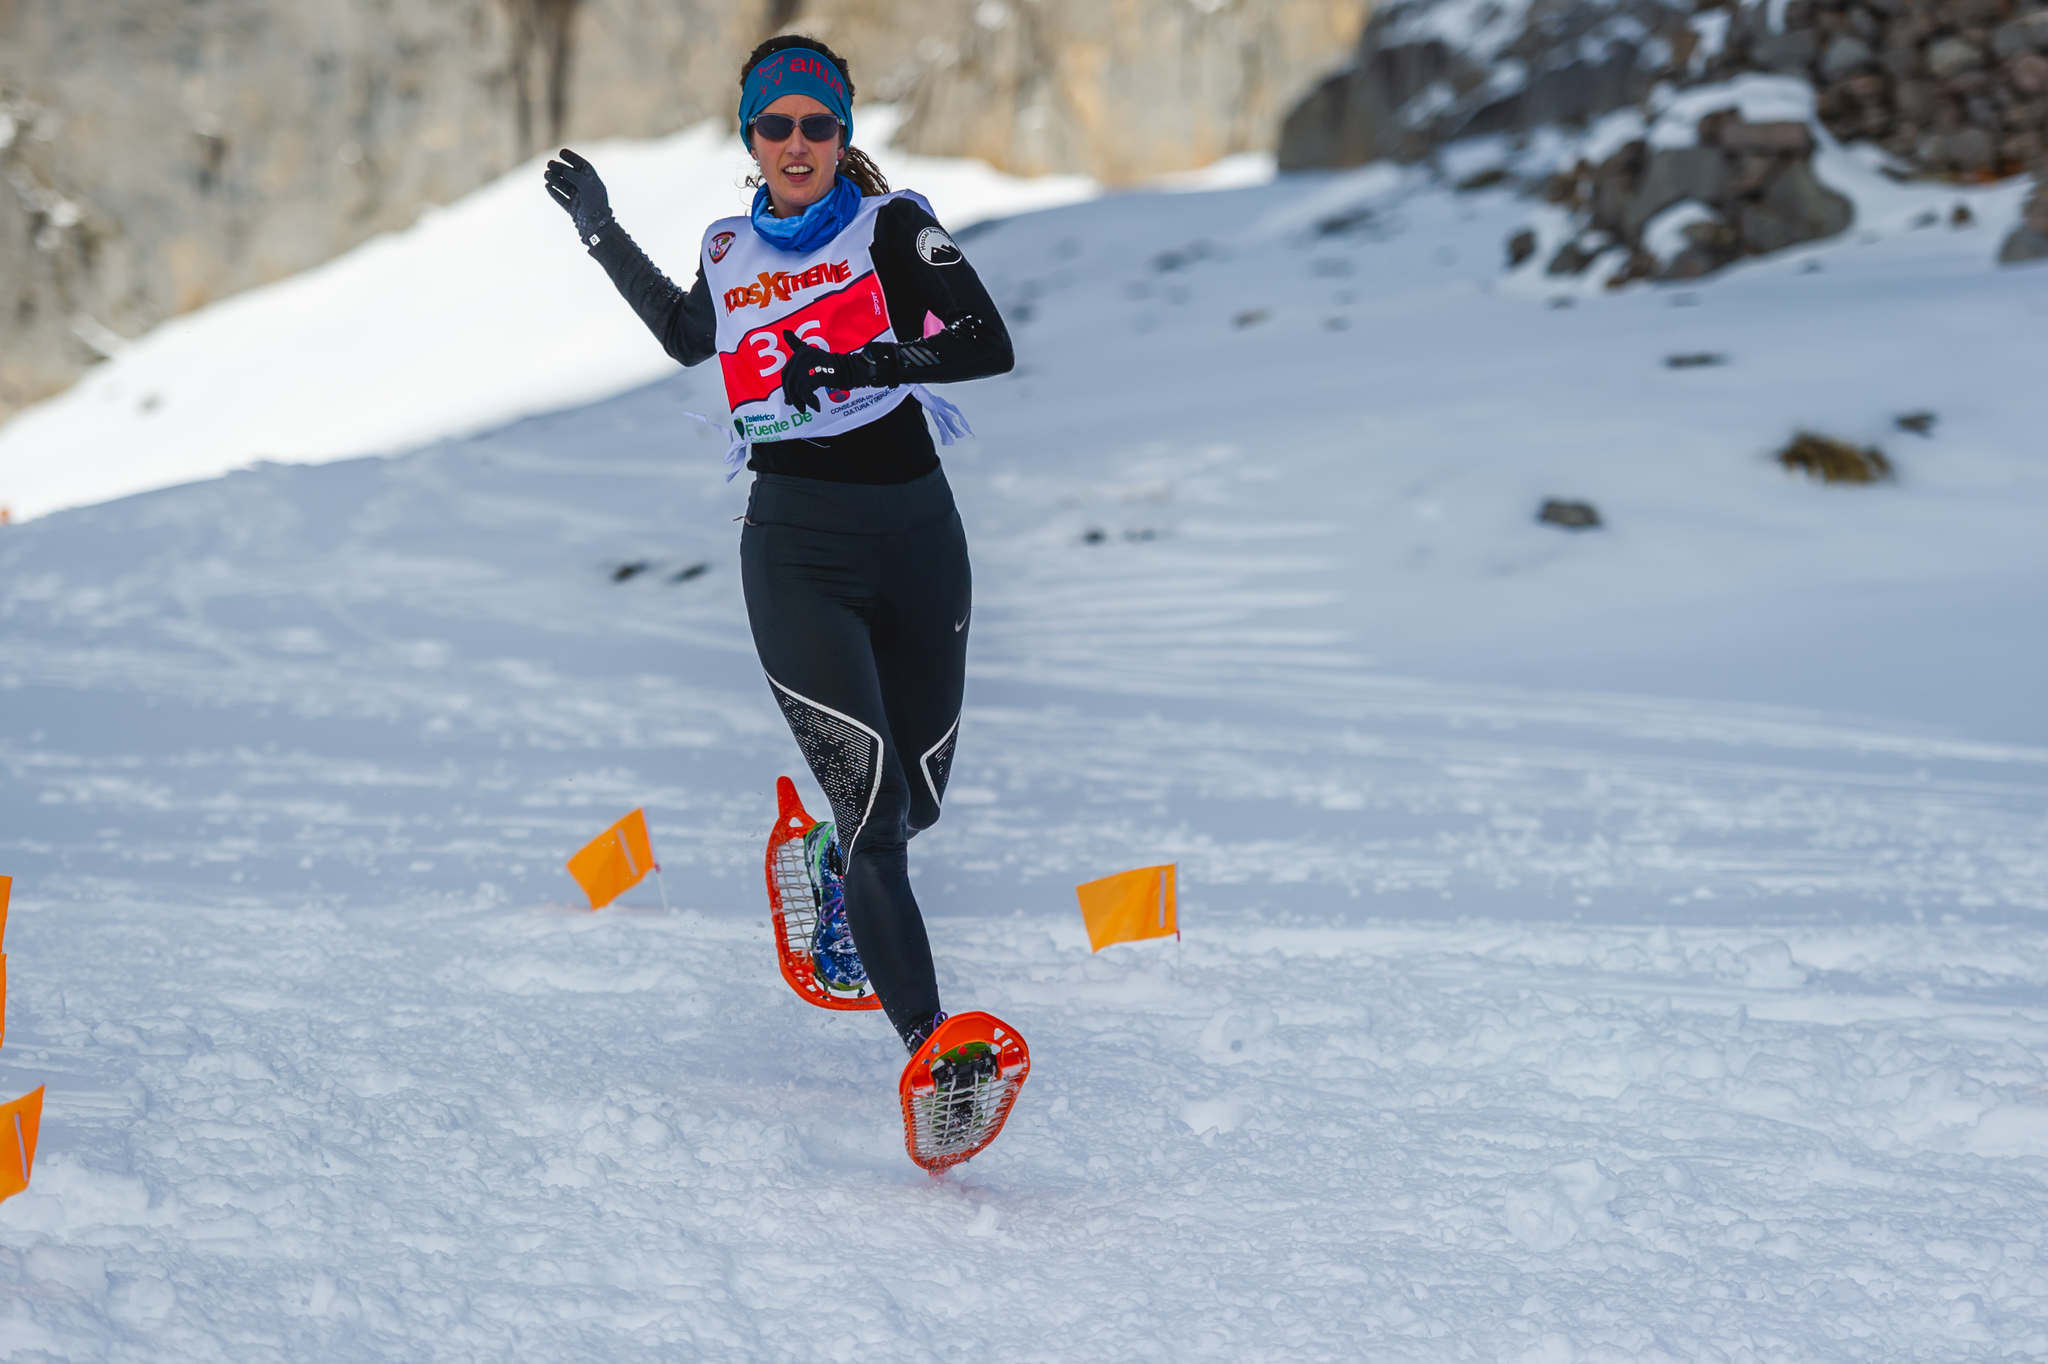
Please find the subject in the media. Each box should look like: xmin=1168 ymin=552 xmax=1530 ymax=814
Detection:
xmin=544 ymin=148 xmax=613 ymax=243
xmin=781 ymin=330 xmax=883 ymax=413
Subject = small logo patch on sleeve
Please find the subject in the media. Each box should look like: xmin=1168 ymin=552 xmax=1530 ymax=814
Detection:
xmin=916 ymin=226 xmax=962 ymax=266
xmin=709 ymin=230 xmax=737 ymax=263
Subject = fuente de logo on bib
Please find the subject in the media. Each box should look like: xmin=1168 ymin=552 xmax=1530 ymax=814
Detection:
xmin=723 ymin=261 xmax=854 ymax=314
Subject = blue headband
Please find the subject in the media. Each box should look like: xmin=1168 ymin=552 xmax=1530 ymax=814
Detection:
xmin=739 ymin=48 xmax=853 ymax=150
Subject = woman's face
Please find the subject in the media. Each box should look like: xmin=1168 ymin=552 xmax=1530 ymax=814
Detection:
xmin=751 ymin=93 xmax=843 ymax=218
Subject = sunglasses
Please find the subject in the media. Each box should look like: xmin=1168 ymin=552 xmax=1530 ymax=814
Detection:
xmin=750 ymin=113 xmax=843 ymax=144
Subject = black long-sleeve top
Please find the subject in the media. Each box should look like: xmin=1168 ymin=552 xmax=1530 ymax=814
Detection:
xmin=583 ymin=196 xmax=1013 ymax=484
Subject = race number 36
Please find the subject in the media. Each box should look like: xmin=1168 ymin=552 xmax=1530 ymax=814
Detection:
xmin=719 ymin=271 xmax=890 ymax=409
xmin=751 ymin=320 xmax=825 ymax=378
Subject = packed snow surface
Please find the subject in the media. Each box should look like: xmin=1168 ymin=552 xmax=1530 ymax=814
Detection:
xmin=4 ymin=118 xmax=2048 ymax=1360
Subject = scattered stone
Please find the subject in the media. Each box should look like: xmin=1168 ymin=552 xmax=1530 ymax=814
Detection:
xmin=1324 ymin=316 xmax=1351 ymax=331
xmin=1621 ymin=145 xmax=1728 ymax=239
xmin=1537 ymin=499 xmax=1602 ymax=530
xmin=1717 ymin=121 xmax=1817 ymax=157
xmin=2013 ymin=53 xmax=2048 ymax=97
xmin=1662 ymin=247 xmax=1724 ymax=280
xmin=1547 ymin=240 xmax=1598 ymax=276
xmin=1507 ymin=228 xmax=1538 ymax=267
xmin=1454 ymin=166 xmax=1510 ymax=192
xmin=669 ymin=563 xmax=709 ymax=583
xmin=1152 ymin=243 xmax=1212 ymax=272
xmin=1081 ymin=527 xmax=1107 ymax=545
xmin=1821 ymin=34 xmax=1877 ymax=81
xmin=1910 ymin=208 xmax=1941 ymax=229
xmin=2000 ymin=223 xmax=2048 ymax=263
xmin=1754 ymin=28 xmax=1820 ymax=73
xmin=1777 ymin=432 xmax=1894 ymax=484
xmin=1895 ymin=410 xmax=1938 ymax=436
xmin=1665 ymin=352 xmax=1728 ymax=369
xmin=1122 ymin=528 xmax=1159 ymax=542
xmin=1314 ymin=205 xmax=1377 ymax=237
xmin=1947 ymin=127 xmax=1995 ymax=173
xmin=1232 ymin=308 xmax=1270 ymax=329
xmin=612 ymin=561 xmax=651 ymax=583
xmin=1951 ymin=202 xmax=1975 ymax=227
xmin=1927 ymin=36 xmax=1986 ymax=81
xmin=1741 ymin=162 xmax=1855 ymax=255
xmin=1546 ymin=297 xmax=1576 ymax=310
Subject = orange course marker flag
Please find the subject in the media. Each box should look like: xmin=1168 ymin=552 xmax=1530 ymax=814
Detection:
xmin=0 ymin=1086 xmax=43 ymax=1203
xmin=1076 ymin=863 xmax=1179 ymax=952
xmin=0 ymin=954 xmax=7 ymax=1050
xmin=565 ymin=808 xmax=659 ymax=910
xmin=0 ymin=873 xmax=10 ymax=947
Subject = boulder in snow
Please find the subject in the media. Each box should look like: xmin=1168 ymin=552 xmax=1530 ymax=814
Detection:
xmin=1537 ymin=499 xmax=1603 ymax=530
xmin=1776 ymin=432 xmax=1894 ymax=485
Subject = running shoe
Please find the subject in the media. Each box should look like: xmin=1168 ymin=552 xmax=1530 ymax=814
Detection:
xmin=803 ymin=821 xmax=867 ymax=992
xmin=927 ymin=1039 xmax=1001 ymax=1148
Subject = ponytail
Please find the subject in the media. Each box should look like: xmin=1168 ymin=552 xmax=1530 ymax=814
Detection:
xmin=839 ymin=146 xmax=889 ymax=196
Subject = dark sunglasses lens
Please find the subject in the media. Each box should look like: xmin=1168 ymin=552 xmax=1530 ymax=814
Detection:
xmin=752 ymin=113 xmax=841 ymax=142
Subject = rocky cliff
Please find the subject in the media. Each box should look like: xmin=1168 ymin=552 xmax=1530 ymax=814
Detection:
xmin=1278 ymin=0 xmax=2048 ymax=274
xmin=0 ymin=0 xmax=1365 ymax=425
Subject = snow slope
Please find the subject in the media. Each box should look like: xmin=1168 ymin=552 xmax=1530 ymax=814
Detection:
xmin=4 ymin=125 xmax=2048 ymax=1360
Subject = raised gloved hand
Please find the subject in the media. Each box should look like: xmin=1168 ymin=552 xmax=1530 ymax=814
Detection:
xmin=543 ymin=148 xmax=613 ymax=242
xmin=781 ymin=329 xmax=883 ymax=413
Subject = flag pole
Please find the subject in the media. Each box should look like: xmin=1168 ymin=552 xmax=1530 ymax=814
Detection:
xmin=654 ymin=864 xmax=672 ymax=913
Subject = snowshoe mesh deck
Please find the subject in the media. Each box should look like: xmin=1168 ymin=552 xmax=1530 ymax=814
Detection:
xmin=899 ymin=1011 xmax=1030 ymax=1174
xmin=765 ymin=776 xmax=879 ymax=1012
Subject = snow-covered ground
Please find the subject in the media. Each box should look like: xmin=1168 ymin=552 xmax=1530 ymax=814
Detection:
xmin=4 ymin=110 xmax=2048 ymax=1360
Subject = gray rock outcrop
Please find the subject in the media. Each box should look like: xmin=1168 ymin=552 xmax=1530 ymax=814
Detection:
xmin=1281 ymin=0 xmax=2048 ymax=283
xmin=2000 ymin=161 xmax=2048 ymax=261
xmin=0 ymin=0 xmax=758 ymax=425
xmin=1283 ymin=0 xmax=2048 ymax=184
xmin=1279 ymin=0 xmax=1694 ymax=171
xmin=1532 ymin=110 xmax=1853 ymax=283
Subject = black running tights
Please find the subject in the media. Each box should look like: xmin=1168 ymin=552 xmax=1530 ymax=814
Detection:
xmin=739 ymin=466 xmax=969 ymax=1044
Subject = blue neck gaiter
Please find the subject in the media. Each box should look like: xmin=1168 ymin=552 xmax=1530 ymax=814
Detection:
xmin=749 ymin=175 xmax=861 ymax=254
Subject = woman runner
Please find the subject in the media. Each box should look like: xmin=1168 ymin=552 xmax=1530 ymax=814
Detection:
xmin=544 ymin=35 xmax=1024 ymax=1167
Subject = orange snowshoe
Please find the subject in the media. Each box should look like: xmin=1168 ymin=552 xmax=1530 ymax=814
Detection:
xmin=764 ymin=776 xmax=880 ymax=1012
xmin=898 ymin=1011 xmax=1031 ymax=1174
